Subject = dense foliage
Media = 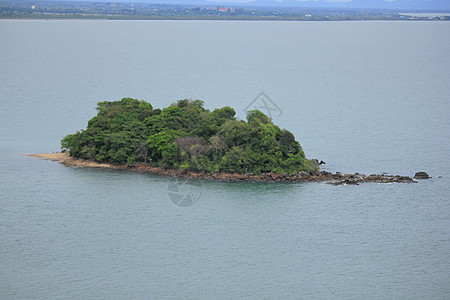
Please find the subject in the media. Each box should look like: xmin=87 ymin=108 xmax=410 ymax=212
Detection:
xmin=61 ymin=98 xmax=318 ymax=174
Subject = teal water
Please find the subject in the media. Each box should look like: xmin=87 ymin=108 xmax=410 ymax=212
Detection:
xmin=1 ymin=20 xmax=449 ymax=299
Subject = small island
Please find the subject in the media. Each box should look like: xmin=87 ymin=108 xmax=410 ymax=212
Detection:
xmin=61 ymin=98 xmax=318 ymax=174
xmin=32 ymin=97 xmax=417 ymax=185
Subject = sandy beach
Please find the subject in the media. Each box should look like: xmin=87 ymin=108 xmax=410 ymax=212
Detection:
xmin=28 ymin=152 xmax=114 ymax=168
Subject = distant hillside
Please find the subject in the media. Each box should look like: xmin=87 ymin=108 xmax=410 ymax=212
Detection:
xmin=132 ymin=0 xmax=450 ymax=10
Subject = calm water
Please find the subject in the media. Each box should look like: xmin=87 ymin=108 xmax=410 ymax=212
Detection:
xmin=1 ymin=20 xmax=449 ymax=299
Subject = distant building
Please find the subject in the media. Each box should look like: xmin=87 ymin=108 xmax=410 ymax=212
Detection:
xmin=217 ymin=6 xmax=228 ymax=12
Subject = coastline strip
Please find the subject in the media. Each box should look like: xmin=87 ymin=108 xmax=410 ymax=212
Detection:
xmin=27 ymin=152 xmax=417 ymax=184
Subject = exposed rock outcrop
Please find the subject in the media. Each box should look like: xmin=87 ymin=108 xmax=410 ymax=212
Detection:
xmin=28 ymin=152 xmax=417 ymax=185
xmin=414 ymin=172 xmax=430 ymax=179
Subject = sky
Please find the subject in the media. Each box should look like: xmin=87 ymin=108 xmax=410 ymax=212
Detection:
xmin=135 ymin=0 xmax=450 ymax=10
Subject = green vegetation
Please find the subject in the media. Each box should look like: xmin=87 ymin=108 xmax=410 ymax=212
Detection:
xmin=61 ymin=98 xmax=318 ymax=174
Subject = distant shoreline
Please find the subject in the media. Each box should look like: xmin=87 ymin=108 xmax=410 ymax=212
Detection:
xmin=28 ymin=152 xmax=417 ymax=185
xmin=2 ymin=16 xmax=449 ymax=22
xmin=3 ymin=0 xmax=449 ymax=22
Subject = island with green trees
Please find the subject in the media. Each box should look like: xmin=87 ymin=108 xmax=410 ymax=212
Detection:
xmin=61 ymin=97 xmax=318 ymax=175
xmin=41 ymin=97 xmax=419 ymax=185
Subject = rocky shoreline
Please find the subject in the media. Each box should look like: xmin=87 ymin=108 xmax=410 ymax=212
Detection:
xmin=28 ymin=152 xmax=418 ymax=185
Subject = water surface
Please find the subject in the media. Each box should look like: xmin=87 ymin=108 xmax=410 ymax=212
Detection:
xmin=1 ymin=20 xmax=449 ymax=299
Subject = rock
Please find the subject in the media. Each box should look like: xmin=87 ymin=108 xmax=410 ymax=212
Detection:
xmin=414 ymin=172 xmax=430 ymax=179
xmin=270 ymin=173 xmax=282 ymax=181
xmin=327 ymin=179 xmax=359 ymax=186
xmin=345 ymin=180 xmax=359 ymax=185
xmin=319 ymin=160 xmax=326 ymax=165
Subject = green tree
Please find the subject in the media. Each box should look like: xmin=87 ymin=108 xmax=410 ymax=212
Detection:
xmin=147 ymin=131 xmax=174 ymax=161
xmin=61 ymin=98 xmax=317 ymax=174
xmin=246 ymin=110 xmax=272 ymax=126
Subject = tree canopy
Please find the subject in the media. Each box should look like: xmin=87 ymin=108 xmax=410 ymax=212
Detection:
xmin=61 ymin=98 xmax=317 ymax=174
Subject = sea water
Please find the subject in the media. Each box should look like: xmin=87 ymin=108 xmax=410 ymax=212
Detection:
xmin=1 ymin=20 xmax=449 ymax=299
